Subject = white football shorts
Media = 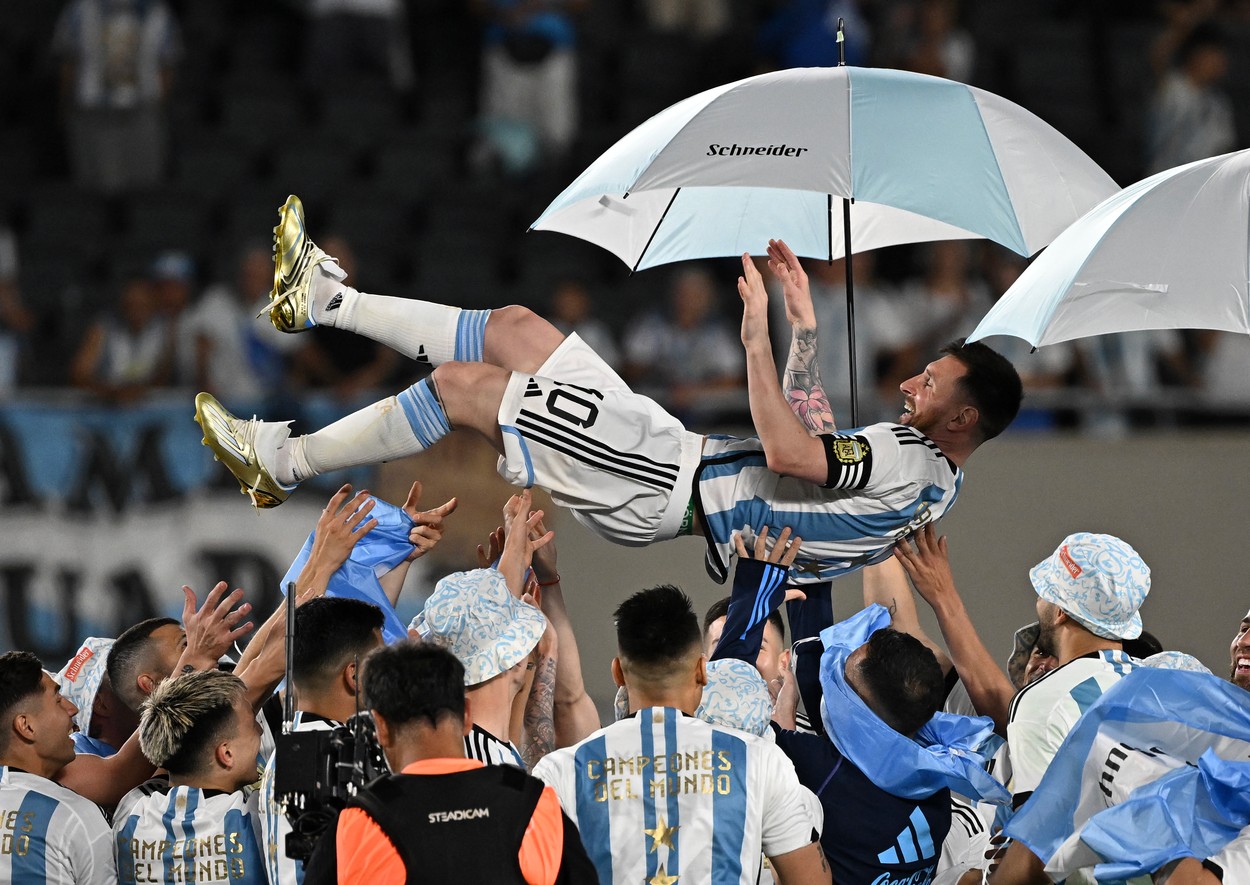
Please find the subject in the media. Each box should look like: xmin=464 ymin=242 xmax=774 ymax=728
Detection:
xmin=496 ymin=334 xmax=703 ymax=546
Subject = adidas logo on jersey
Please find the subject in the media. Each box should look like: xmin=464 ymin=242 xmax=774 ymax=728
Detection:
xmin=876 ymin=806 xmax=936 ymax=866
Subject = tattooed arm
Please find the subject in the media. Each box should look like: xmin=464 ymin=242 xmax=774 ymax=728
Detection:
xmin=521 ymin=624 xmax=558 ymax=770
xmin=768 ymin=239 xmax=837 ymax=434
xmin=785 ymin=326 xmax=837 ymax=435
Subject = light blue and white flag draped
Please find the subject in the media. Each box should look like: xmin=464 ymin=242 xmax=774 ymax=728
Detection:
xmin=1080 ymin=750 xmax=1250 ymax=881
xmin=282 ymin=497 xmax=414 ymax=644
xmin=532 ymin=66 xmax=1116 ymax=271
xmin=817 ymin=604 xmax=1010 ymax=804
xmin=1005 ymin=668 xmax=1250 ymax=882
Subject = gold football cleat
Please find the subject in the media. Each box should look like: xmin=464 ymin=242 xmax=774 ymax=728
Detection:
xmin=261 ymin=194 xmax=343 ymax=333
xmin=194 ymin=392 xmax=295 ymax=509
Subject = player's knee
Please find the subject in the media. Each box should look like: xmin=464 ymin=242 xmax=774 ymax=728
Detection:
xmin=488 ymin=304 xmax=543 ymax=334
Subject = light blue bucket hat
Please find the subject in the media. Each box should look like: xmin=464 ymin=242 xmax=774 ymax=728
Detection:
xmin=55 ymin=637 xmax=114 ymax=735
xmin=414 ymin=568 xmax=547 ymax=686
xmin=1030 ymin=532 xmax=1150 ymax=640
xmin=695 ymin=658 xmax=773 ymax=737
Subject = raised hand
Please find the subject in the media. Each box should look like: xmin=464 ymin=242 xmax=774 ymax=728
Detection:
xmin=496 ymin=489 xmax=555 ymax=597
xmin=476 ymin=526 xmax=505 ymax=569
xmin=767 ymin=239 xmax=816 ymax=330
xmin=733 ymin=524 xmax=805 ymax=573
xmin=738 ymin=252 xmax=772 ymax=351
xmin=309 ymin=484 xmax=378 ymax=574
xmin=892 ymin=523 xmax=958 ymax=609
xmin=402 ymin=480 xmax=458 ymax=562
xmin=178 ymin=581 xmax=254 ymax=673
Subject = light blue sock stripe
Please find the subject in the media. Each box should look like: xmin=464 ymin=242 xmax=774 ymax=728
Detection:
xmin=399 ymin=379 xmax=450 ymax=448
xmin=454 ymin=309 xmax=491 ymax=362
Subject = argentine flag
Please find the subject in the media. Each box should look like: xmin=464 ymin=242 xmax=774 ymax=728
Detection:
xmin=1005 ymin=668 xmax=1250 ymax=882
xmin=282 ymin=496 xmax=414 ymax=643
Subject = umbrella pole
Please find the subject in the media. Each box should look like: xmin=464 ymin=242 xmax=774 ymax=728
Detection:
xmin=835 ymin=17 xmax=860 ymax=427
xmin=843 ymin=197 xmax=859 ymax=427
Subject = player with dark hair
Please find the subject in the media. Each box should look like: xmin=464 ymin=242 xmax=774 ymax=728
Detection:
xmin=0 ymin=651 xmax=115 ymax=883
xmin=534 ymin=584 xmax=830 ymax=885
xmin=304 ymin=642 xmax=597 ymax=885
xmin=850 ymin=627 xmax=947 ymax=738
xmin=196 ymin=197 xmax=1023 ymax=585
xmin=106 ymin=617 xmax=182 ymax=713
xmin=290 ymin=596 xmax=386 ymax=696
xmin=260 ymin=597 xmax=386 ymax=885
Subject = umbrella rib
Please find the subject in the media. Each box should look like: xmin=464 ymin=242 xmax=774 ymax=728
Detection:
xmin=631 ymin=188 xmax=682 ymax=273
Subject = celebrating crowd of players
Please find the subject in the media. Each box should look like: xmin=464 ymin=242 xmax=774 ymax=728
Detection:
xmin=2 ymin=200 xmax=1249 ymax=885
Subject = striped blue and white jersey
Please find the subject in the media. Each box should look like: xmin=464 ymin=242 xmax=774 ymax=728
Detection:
xmin=0 ymin=766 xmax=115 ymax=884
xmin=1006 ymin=650 xmax=1141 ymax=797
xmin=259 ymin=714 xmax=337 ymax=885
xmin=533 ymin=707 xmax=821 ymax=885
xmin=464 ymin=724 xmax=525 ymax=769
xmin=696 ymin=424 xmax=962 ymax=584
xmin=114 ymin=780 xmax=266 ymax=885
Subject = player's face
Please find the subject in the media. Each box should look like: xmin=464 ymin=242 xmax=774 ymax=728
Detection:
xmin=1230 ymin=610 xmax=1250 ymax=691
xmin=756 ymin=622 xmax=789 ymax=688
xmin=1023 ymin=646 xmax=1058 ymax=685
xmin=34 ymin=674 xmax=78 ymax=769
xmin=704 ymin=617 xmax=788 ymax=689
xmin=1034 ymin=598 xmax=1062 ymax=662
xmin=229 ymin=698 xmax=263 ymax=790
xmin=898 ymin=356 xmax=970 ymax=434
xmin=147 ymin=624 xmax=188 ymax=689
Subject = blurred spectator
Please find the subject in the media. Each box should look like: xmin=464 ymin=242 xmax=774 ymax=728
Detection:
xmin=769 ymin=251 xmax=916 ymax=424
xmin=303 ymin=0 xmax=414 ymax=92
xmin=184 ymin=241 xmax=302 ymax=407
xmin=52 ymin=0 xmax=182 ymax=195
xmin=1077 ymin=330 xmax=1193 ymax=397
xmin=757 ymin=0 xmax=872 ymax=70
xmin=470 ymin=0 xmax=586 ymax=177
xmin=546 ymin=278 xmax=619 ymax=370
xmin=640 ymin=0 xmax=728 ymax=39
xmin=978 ymin=246 xmax=1078 ymax=394
xmin=884 ymin=0 xmax=975 ymax=82
xmin=291 ymin=234 xmax=400 ymax=399
xmin=70 ymin=276 xmax=173 ymax=404
xmin=1196 ymin=330 xmax=1250 ymax=406
xmin=150 ymin=250 xmax=196 ymax=383
xmin=904 ymin=240 xmax=994 ymax=353
xmin=623 ymin=266 xmax=742 ymax=418
xmin=0 ymin=228 xmax=34 ymax=395
xmin=1147 ymin=19 xmax=1235 ymax=173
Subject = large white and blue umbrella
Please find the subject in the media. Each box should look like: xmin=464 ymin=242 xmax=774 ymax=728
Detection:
xmin=532 ymin=65 xmax=1117 ymax=422
xmin=969 ymin=149 xmax=1250 ymax=348
xmin=533 ymin=66 xmax=1115 ymax=269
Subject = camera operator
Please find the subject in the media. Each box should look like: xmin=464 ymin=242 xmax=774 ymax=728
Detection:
xmin=259 ymin=596 xmax=385 ymax=885
xmin=303 ymin=642 xmax=598 ymax=885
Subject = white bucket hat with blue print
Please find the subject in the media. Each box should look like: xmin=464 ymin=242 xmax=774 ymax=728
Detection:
xmin=1030 ymin=532 xmax=1150 ymax=640
xmin=415 ymin=568 xmax=547 ymax=686
xmin=55 ymin=637 xmax=114 ymax=736
xmin=695 ymin=658 xmax=773 ymax=737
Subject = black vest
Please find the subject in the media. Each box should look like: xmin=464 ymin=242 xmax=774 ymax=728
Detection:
xmin=348 ymin=764 xmax=545 ymax=884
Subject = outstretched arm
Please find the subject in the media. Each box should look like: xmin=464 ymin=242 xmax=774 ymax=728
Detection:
xmin=524 ymin=515 xmax=600 ymax=747
xmin=894 ymin=524 xmax=1016 ymax=733
xmin=769 ymin=239 xmax=837 ymax=435
xmin=861 ymin=556 xmax=951 ymax=674
xmin=739 ymin=252 xmax=827 ymax=483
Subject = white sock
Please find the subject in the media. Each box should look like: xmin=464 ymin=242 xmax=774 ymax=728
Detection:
xmin=310 ymin=266 xmax=488 ymax=364
xmin=276 ymin=379 xmax=450 ymax=483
